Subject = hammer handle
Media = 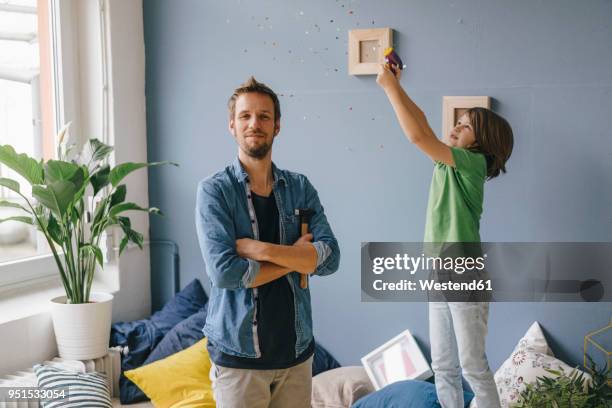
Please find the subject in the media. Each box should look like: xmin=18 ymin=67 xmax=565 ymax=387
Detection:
xmin=300 ymin=223 xmax=309 ymax=289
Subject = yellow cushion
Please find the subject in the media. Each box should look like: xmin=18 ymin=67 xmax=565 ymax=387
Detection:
xmin=125 ymin=338 xmax=215 ymax=408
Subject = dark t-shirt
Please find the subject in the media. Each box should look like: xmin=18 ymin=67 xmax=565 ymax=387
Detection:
xmin=207 ymin=191 xmax=314 ymax=369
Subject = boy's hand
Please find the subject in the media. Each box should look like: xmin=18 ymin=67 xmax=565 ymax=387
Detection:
xmin=376 ymin=63 xmax=401 ymax=90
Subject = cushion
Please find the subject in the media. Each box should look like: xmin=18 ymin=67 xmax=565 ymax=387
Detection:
xmin=110 ymin=279 xmax=208 ymax=403
xmin=312 ymin=366 xmax=374 ymax=408
xmin=313 ymin=342 xmax=342 ymax=376
xmin=124 ymin=338 xmax=214 ymax=408
xmin=469 ymin=321 xmax=590 ymax=408
xmin=144 ymin=305 xmax=208 ymax=364
xmin=33 ymin=364 xmax=112 ymax=408
xmin=353 ymin=380 xmax=474 ymax=408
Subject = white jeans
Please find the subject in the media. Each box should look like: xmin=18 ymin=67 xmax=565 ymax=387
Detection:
xmin=429 ymin=302 xmax=500 ymax=408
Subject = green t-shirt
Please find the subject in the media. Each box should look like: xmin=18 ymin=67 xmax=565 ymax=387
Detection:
xmin=424 ymin=147 xmax=487 ymax=255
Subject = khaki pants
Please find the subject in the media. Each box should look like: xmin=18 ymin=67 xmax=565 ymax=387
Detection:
xmin=209 ymin=356 xmax=313 ymax=408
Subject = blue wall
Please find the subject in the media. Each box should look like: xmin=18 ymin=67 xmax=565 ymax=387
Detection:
xmin=143 ymin=0 xmax=612 ymax=370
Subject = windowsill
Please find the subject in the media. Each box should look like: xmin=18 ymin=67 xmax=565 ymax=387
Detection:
xmin=0 ymin=262 xmax=120 ymax=326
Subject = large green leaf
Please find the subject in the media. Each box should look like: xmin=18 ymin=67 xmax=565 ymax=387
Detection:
xmin=0 ymin=145 xmax=44 ymax=185
xmin=44 ymin=160 xmax=79 ymax=183
xmin=116 ymin=216 xmax=143 ymax=255
xmin=32 ymin=180 xmax=79 ymax=217
xmin=46 ymin=214 xmax=63 ymax=245
xmin=109 ymin=161 xmax=177 ymax=187
xmin=110 ymin=184 xmax=126 ymax=207
xmin=0 ymin=177 xmax=20 ymax=194
xmin=0 ymin=215 xmax=33 ymax=225
xmin=119 ymin=235 xmax=130 ymax=255
xmin=44 ymin=161 xmax=86 ymax=202
xmin=109 ymin=202 xmax=161 ymax=217
xmin=88 ymin=139 xmax=113 ymax=163
xmin=90 ymin=165 xmax=110 ymax=195
xmin=119 ymin=227 xmax=143 ymax=255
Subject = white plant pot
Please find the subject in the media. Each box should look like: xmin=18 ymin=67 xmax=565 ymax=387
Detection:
xmin=50 ymin=292 xmax=113 ymax=360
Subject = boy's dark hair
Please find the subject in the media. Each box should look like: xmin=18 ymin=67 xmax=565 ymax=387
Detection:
xmin=228 ymin=76 xmax=281 ymax=121
xmin=465 ymin=107 xmax=514 ymax=179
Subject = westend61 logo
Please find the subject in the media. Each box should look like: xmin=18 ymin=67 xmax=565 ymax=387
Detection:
xmin=361 ymin=242 xmax=612 ymax=302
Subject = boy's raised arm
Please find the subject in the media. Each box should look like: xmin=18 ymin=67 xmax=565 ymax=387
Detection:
xmin=377 ymin=64 xmax=454 ymax=166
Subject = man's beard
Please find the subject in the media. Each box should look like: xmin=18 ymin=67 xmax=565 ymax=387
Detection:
xmin=240 ymin=133 xmax=273 ymax=159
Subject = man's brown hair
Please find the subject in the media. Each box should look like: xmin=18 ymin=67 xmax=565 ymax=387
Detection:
xmin=228 ymin=76 xmax=281 ymax=121
xmin=465 ymin=107 xmax=514 ymax=179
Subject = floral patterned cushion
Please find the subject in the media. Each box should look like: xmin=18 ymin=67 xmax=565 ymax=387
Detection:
xmin=470 ymin=322 xmax=589 ymax=408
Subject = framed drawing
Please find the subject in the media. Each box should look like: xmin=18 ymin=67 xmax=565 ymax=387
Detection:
xmin=348 ymin=28 xmax=392 ymax=75
xmin=442 ymin=96 xmax=490 ymax=140
xmin=361 ymin=329 xmax=432 ymax=390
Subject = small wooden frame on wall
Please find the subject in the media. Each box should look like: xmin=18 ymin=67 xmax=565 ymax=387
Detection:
xmin=442 ymin=96 xmax=491 ymax=139
xmin=348 ymin=28 xmax=392 ymax=75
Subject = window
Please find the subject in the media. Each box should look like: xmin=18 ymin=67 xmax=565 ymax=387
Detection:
xmin=0 ymin=0 xmax=109 ymax=289
xmin=0 ymin=0 xmax=54 ymax=264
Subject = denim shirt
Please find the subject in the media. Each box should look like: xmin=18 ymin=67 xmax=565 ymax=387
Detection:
xmin=195 ymin=158 xmax=340 ymax=358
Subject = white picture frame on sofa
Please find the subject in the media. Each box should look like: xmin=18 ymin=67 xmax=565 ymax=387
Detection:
xmin=361 ymin=329 xmax=433 ymax=390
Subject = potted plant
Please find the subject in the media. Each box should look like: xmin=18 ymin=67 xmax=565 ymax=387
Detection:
xmin=0 ymin=125 xmax=174 ymax=360
xmin=513 ymin=356 xmax=612 ymax=408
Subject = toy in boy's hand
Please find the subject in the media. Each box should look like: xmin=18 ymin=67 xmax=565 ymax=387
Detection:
xmin=384 ymin=47 xmax=405 ymax=75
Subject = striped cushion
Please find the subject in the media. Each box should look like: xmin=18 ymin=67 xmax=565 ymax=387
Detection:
xmin=33 ymin=364 xmax=112 ymax=408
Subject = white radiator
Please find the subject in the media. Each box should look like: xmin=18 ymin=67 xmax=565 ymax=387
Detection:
xmin=0 ymin=347 xmax=122 ymax=407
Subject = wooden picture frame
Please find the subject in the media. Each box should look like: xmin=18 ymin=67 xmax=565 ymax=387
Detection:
xmin=442 ymin=96 xmax=491 ymax=140
xmin=361 ymin=329 xmax=432 ymax=390
xmin=348 ymin=28 xmax=392 ymax=75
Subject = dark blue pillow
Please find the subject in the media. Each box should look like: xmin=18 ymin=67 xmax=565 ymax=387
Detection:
xmin=313 ymin=342 xmax=341 ymax=376
xmin=110 ymin=279 xmax=208 ymax=404
xmin=145 ymin=304 xmax=208 ymax=364
xmin=351 ymin=380 xmax=474 ymax=408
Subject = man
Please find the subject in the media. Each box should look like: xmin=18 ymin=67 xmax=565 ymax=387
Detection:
xmin=195 ymin=76 xmax=340 ymax=408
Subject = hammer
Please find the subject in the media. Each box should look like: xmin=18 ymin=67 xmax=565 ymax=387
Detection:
xmin=294 ymin=208 xmax=314 ymax=289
